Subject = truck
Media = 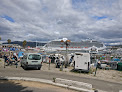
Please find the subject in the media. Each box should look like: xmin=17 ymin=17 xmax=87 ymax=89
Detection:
xmin=74 ymin=52 xmax=90 ymax=72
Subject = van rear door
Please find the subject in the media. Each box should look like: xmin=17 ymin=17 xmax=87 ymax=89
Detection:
xmin=28 ymin=54 xmax=42 ymax=65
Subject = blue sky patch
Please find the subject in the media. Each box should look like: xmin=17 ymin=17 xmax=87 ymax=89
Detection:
xmin=92 ymin=16 xmax=108 ymax=20
xmin=1 ymin=15 xmax=15 ymax=22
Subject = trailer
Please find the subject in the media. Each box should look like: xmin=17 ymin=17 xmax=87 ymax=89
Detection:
xmin=74 ymin=52 xmax=90 ymax=72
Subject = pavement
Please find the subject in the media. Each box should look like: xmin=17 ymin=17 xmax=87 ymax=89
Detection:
xmin=0 ymin=58 xmax=95 ymax=92
xmin=0 ymin=80 xmax=78 ymax=92
xmin=0 ymin=77 xmax=95 ymax=92
xmin=0 ymin=58 xmax=122 ymax=92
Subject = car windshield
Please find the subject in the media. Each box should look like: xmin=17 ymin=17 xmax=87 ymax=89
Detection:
xmin=28 ymin=54 xmax=41 ymax=60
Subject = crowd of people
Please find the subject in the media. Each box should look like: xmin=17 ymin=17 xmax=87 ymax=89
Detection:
xmin=3 ymin=52 xmax=21 ymax=66
xmin=44 ymin=54 xmax=75 ymax=68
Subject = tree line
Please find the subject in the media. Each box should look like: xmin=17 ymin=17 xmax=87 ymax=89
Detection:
xmin=0 ymin=36 xmax=27 ymax=48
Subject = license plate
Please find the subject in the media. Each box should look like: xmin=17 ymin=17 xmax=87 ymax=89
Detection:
xmin=32 ymin=61 xmax=38 ymax=62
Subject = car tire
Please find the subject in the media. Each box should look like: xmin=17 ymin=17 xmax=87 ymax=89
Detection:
xmin=24 ymin=65 xmax=27 ymax=70
xmin=20 ymin=62 xmax=23 ymax=67
xmin=20 ymin=64 xmax=22 ymax=67
xmin=37 ymin=66 xmax=41 ymax=70
xmin=38 ymin=67 xmax=41 ymax=70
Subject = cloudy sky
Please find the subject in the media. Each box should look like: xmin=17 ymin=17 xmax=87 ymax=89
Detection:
xmin=0 ymin=0 xmax=122 ymax=45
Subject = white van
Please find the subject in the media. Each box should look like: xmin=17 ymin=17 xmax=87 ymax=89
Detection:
xmin=21 ymin=53 xmax=42 ymax=70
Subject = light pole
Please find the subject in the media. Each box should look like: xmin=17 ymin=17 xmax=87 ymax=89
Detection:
xmin=61 ymin=39 xmax=71 ymax=68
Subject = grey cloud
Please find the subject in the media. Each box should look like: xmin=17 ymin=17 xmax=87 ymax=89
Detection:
xmin=95 ymin=30 xmax=122 ymax=39
xmin=0 ymin=0 xmax=122 ymax=45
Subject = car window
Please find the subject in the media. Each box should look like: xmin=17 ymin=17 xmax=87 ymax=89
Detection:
xmin=28 ymin=54 xmax=41 ymax=60
xmin=23 ymin=55 xmax=27 ymax=59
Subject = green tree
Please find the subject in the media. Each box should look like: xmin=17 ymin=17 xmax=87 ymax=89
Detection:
xmin=7 ymin=39 xmax=11 ymax=44
xmin=23 ymin=40 xmax=27 ymax=48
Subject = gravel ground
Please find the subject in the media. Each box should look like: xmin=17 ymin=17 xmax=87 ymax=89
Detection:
xmin=0 ymin=58 xmax=4 ymax=68
xmin=41 ymin=63 xmax=122 ymax=84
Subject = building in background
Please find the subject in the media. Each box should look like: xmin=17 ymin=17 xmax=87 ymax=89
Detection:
xmin=1 ymin=44 xmax=22 ymax=52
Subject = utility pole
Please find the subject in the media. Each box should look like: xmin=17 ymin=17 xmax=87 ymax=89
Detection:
xmin=61 ymin=38 xmax=71 ymax=68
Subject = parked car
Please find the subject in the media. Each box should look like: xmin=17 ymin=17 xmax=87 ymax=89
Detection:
xmin=21 ymin=53 xmax=42 ymax=70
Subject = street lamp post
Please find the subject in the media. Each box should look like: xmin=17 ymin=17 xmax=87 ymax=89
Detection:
xmin=61 ymin=39 xmax=71 ymax=68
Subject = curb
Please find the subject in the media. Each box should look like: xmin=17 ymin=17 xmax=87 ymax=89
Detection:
xmin=0 ymin=76 xmax=95 ymax=92
xmin=55 ymin=78 xmax=92 ymax=90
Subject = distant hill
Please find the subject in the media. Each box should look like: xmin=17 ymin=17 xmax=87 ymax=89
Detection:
xmin=114 ymin=45 xmax=122 ymax=48
xmin=2 ymin=41 xmax=46 ymax=47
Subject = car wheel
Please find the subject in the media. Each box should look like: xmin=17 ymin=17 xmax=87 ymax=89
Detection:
xmin=20 ymin=64 xmax=22 ymax=67
xmin=24 ymin=66 xmax=27 ymax=70
xmin=20 ymin=62 xmax=23 ymax=67
xmin=38 ymin=67 xmax=41 ymax=70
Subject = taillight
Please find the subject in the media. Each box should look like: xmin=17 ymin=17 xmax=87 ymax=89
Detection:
xmin=41 ymin=62 xmax=43 ymax=64
xmin=26 ymin=62 xmax=28 ymax=65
